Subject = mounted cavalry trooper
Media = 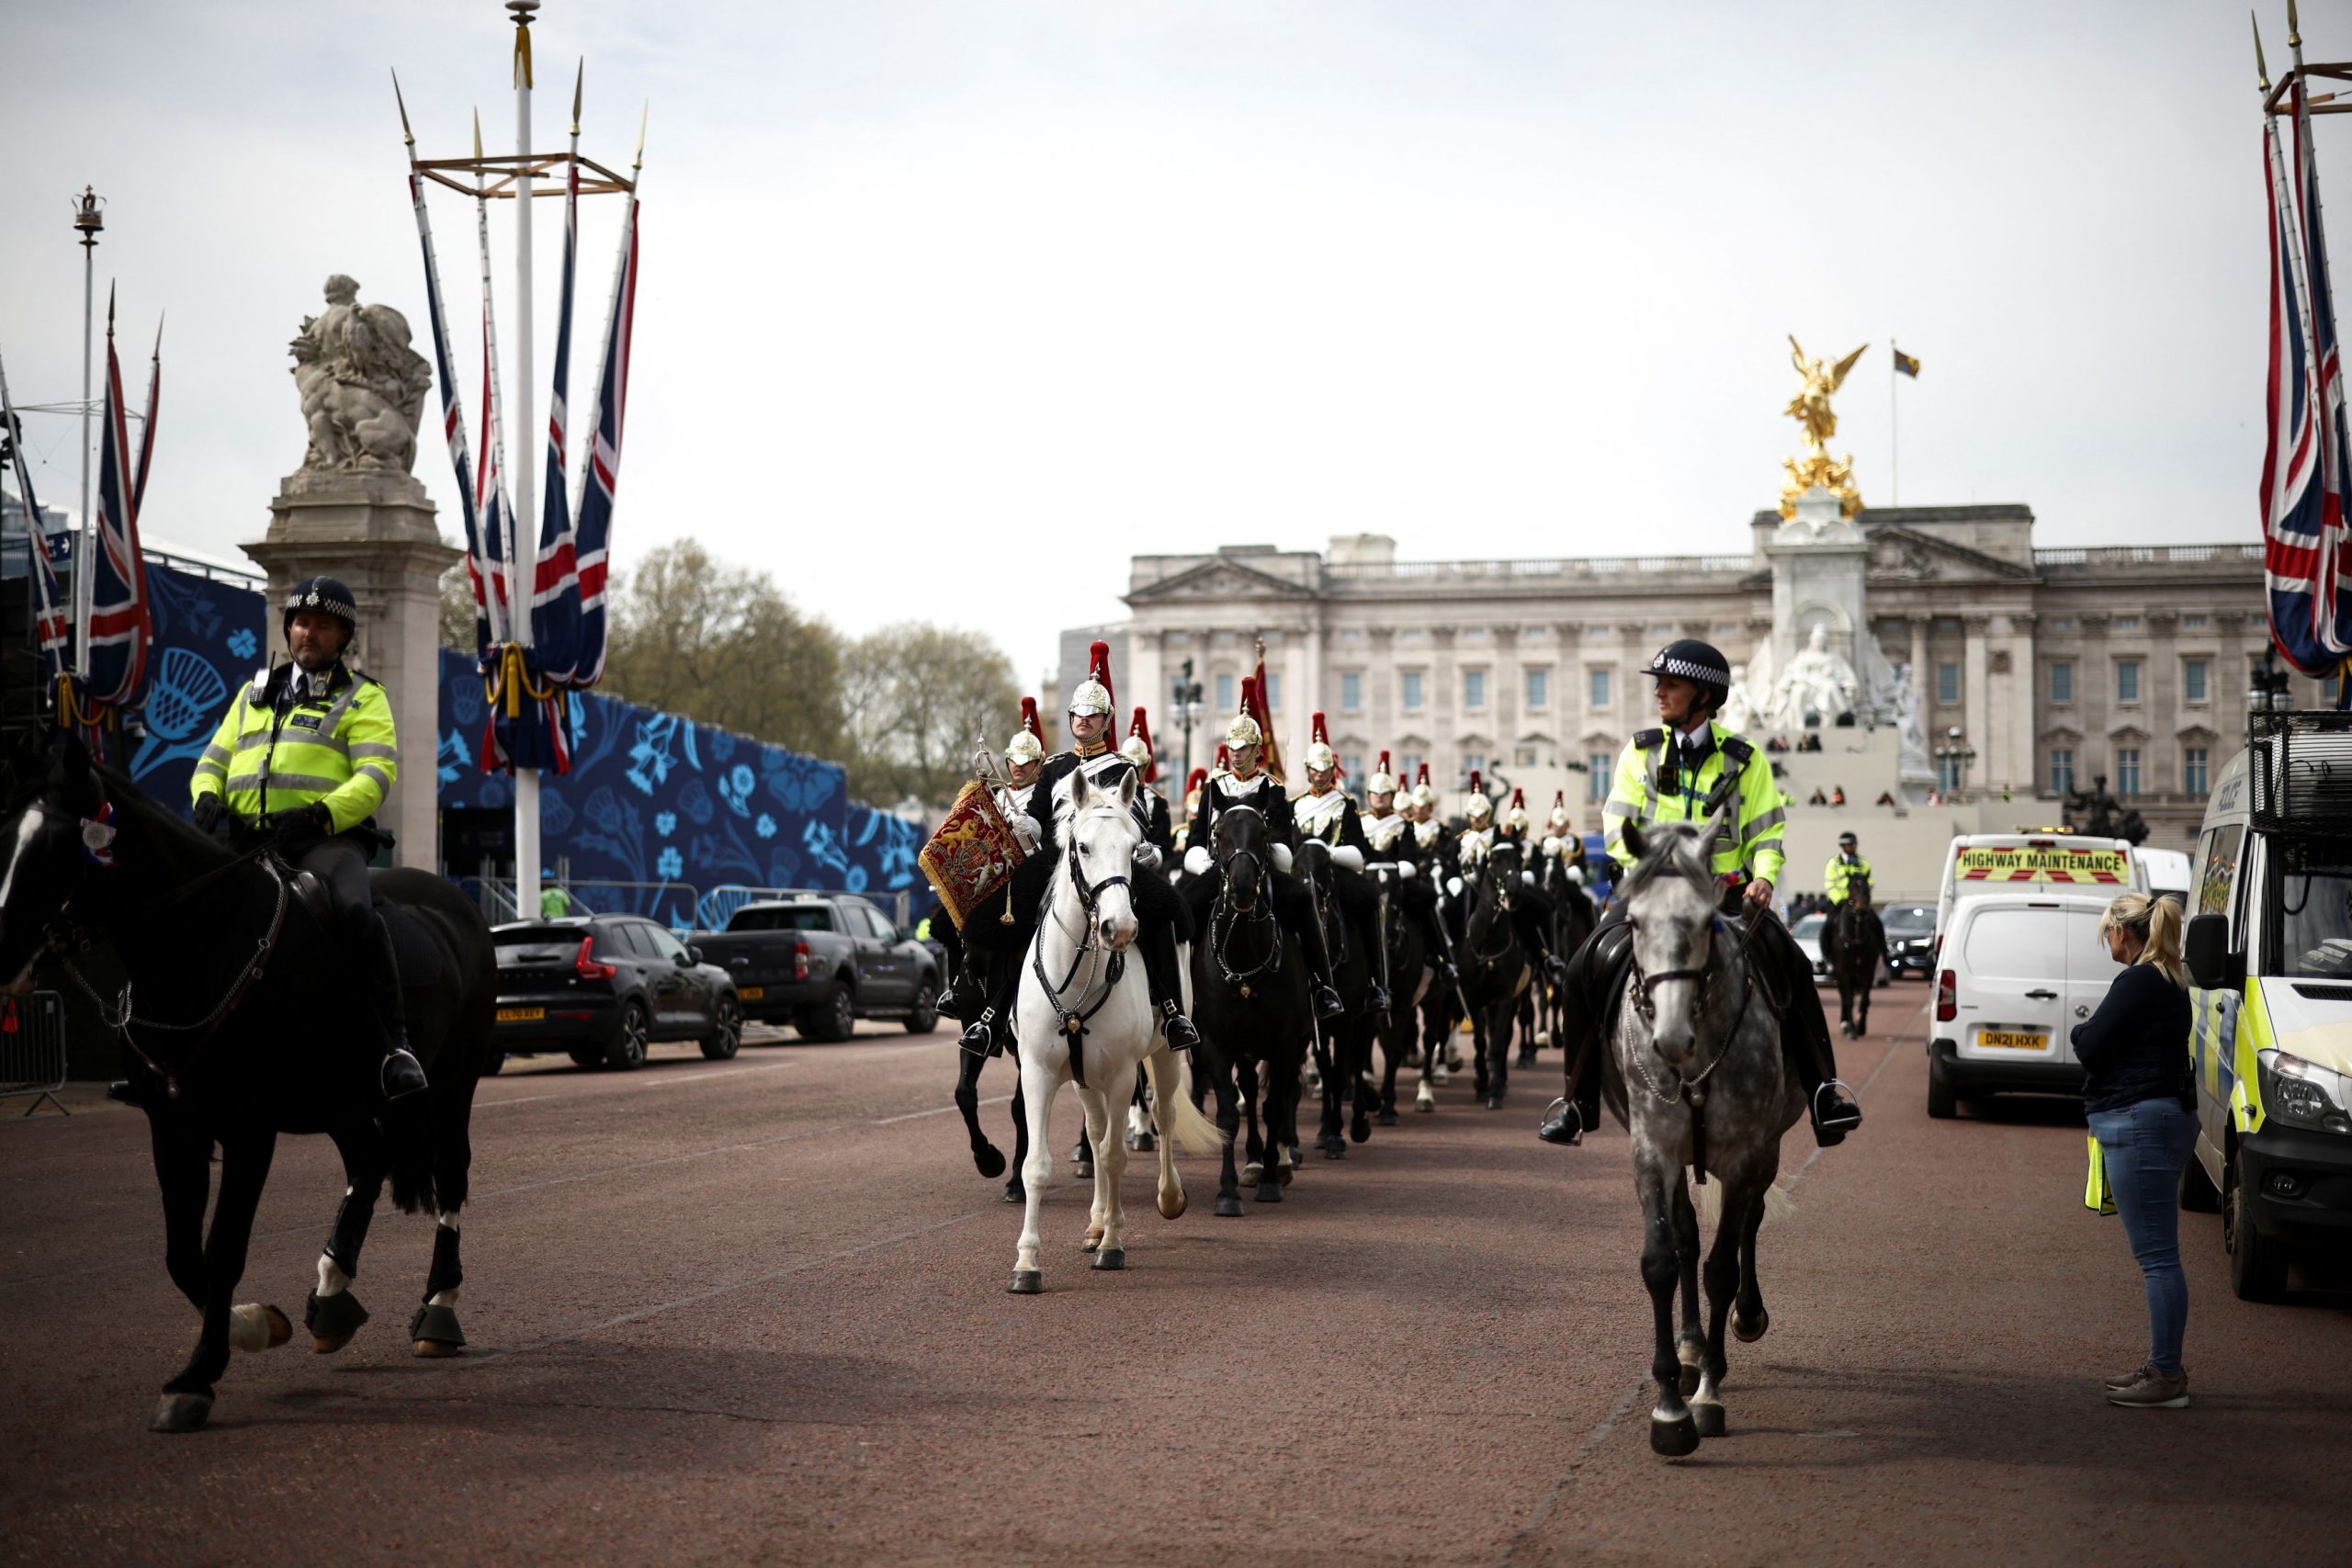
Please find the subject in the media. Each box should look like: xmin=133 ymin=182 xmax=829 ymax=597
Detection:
xmin=1181 ymin=681 xmax=1346 ymax=1021
xmin=1538 ymin=637 xmax=1863 ymax=1148
xmin=955 ymin=699 xmax=1049 ymax=1058
xmin=1451 ymin=773 xmax=1566 ymax=987
xmin=184 ymin=575 xmax=425 ymax=1102
xmin=1291 ymin=713 xmax=1391 ymax=1013
xmin=1175 ymin=767 xmax=1208 ymax=854
xmin=1824 ymin=830 xmax=1871 ymax=908
xmin=1119 ymin=707 xmax=1177 ymax=856
xmin=1361 ymin=750 xmax=1454 ymax=986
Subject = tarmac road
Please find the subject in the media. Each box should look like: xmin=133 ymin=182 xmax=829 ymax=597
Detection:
xmin=2 ymin=988 xmax=2347 ymax=1567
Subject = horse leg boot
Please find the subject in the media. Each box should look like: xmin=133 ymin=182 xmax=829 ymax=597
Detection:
xmin=1137 ymin=919 xmax=1199 ymax=1051
xmin=1755 ymin=915 xmax=1861 ymax=1145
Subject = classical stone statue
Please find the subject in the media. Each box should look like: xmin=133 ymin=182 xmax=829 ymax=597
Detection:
xmin=1780 ymin=334 xmax=1868 ymax=519
xmin=1767 ymin=623 xmax=1861 ymax=732
xmin=1892 ymin=673 xmax=1931 ymax=782
xmin=1721 ymin=662 xmax=1760 ymax=736
xmin=290 ymin=275 xmax=433 ymax=477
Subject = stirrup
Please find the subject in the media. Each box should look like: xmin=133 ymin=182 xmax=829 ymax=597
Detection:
xmin=1537 ymin=1096 xmax=1583 ymax=1146
xmin=1313 ymin=984 xmax=1343 ymax=1021
xmin=1811 ymin=1078 xmax=1862 ymax=1139
xmin=959 ymin=1017 xmax=995 ymax=1058
xmin=380 ymin=1048 xmax=428 ymax=1102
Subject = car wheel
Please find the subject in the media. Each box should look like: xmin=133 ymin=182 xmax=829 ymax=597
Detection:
xmin=1926 ymin=1061 xmax=1956 ymax=1121
xmin=567 ymin=1045 xmax=604 ymax=1068
xmin=483 ymin=1051 xmax=507 ymax=1075
xmin=797 ymin=982 xmax=855 ymax=1043
xmin=606 ymin=999 xmax=650 ymax=1071
xmin=2224 ymin=1147 xmax=2290 ymax=1302
xmin=2179 ymin=1152 xmax=2222 ymax=1214
xmin=904 ymin=981 xmax=939 ymax=1035
xmin=701 ymin=995 xmax=742 ymax=1060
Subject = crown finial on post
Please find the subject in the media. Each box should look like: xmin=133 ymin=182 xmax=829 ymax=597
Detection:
xmin=507 ymin=0 xmax=539 ymax=89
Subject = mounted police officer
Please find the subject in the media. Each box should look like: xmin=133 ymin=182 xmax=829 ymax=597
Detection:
xmin=187 ymin=576 xmax=425 ymax=1101
xmin=1825 ymin=831 xmax=1871 ymax=908
xmin=1539 ymin=637 xmax=1862 ymax=1148
xmin=1181 ymin=688 xmax=1346 ymax=1021
xmin=1291 ymin=713 xmax=1390 ymax=1013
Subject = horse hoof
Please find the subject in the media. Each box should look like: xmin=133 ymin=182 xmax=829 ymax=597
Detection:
xmin=1517 ymin=1050 xmax=1536 ymax=1068
xmin=1416 ymin=1099 xmax=1434 ymax=1113
xmin=1072 ymin=1161 xmax=1093 ymax=1180
xmin=1734 ymin=1309 xmax=1770 ymax=1343
xmin=1276 ymin=1161 xmax=1294 ymax=1187
xmin=1091 ymin=1247 xmax=1125 ymax=1271
xmin=1215 ymin=1193 xmax=1245 ymax=1217
xmin=975 ymin=1145 xmax=1007 ymax=1179
xmin=1241 ymin=1161 xmax=1263 ymax=1186
xmin=1377 ymin=1110 xmax=1398 ymax=1126
xmin=1002 ymin=1179 xmax=1026 ymax=1204
xmin=1693 ymin=1401 xmax=1726 ymax=1438
xmin=1134 ymin=1133 xmax=1157 ymax=1153
xmin=1650 ymin=1413 xmax=1701 ymax=1458
xmin=1351 ymin=1116 xmax=1372 ymax=1143
xmin=1287 ymin=1144 xmax=1303 ymax=1167
xmin=1254 ymin=1181 xmax=1283 ymax=1203
xmin=1081 ymin=1227 xmax=1102 ymax=1252
xmin=1486 ymin=1095 xmax=1504 ymax=1111
xmin=1430 ymin=1066 xmax=1449 ymax=1085
xmin=229 ymin=1302 xmax=293 ymax=1353
xmin=1158 ymin=1189 xmax=1187 ymax=1220
xmin=304 ymin=1288 xmax=369 ymax=1355
xmin=1007 ymin=1269 xmax=1043 ymax=1295
xmin=149 ymin=1393 xmax=213 ymax=1434
xmin=409 ymin=1303 xmax=467 ymax=1357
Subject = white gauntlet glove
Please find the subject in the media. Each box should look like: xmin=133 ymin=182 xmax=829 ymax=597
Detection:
xmin=1183 ymin=844 xmax=1213 ymax=876
xmin=1272 ymin=844 xmax=1294 ymax=874
xmin=1446 ymin=876 xmax=1464 ymax=898
xmin=1331 ymin=846 xmax=1364 ymax=872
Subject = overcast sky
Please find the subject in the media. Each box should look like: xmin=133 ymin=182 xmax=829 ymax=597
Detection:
xmin=0 ymin=1 xmax=2314 ymax=690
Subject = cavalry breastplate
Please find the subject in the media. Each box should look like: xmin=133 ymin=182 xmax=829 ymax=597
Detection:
xmin=1364 ymin=812 xmax=1407 ymax=853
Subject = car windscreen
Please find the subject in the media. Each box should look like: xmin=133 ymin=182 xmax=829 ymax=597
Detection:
xmin=1792 ymin=915 xmax=1826 ymax=939
xmin=1881 ymin=907 xmax=1935 ymax=934
xmin=727 ymin=907 xmax=832 ymax=933
xmin=494 ymin=925 xmax=586 ymax=962
xmin=2271 ymin=849 xmax=2352 ymax=977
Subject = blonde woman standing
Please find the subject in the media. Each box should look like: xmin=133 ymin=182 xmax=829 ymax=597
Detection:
xmin=2070 ymin=892 xmax=2196 ymax=1409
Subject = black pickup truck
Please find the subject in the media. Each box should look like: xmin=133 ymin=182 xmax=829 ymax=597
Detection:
xmin=692 ymin=895 xmax=942 ymax=1042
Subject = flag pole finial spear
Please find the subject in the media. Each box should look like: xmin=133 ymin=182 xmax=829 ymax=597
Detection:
xmin=392 ymin=69 xmax=415 ymax=148
xmin=472 ymin=107 xmax=484 ymax=162
xmin=635 ymin=102 xmax=649 ymax=172
xmin=2288 ymin=0 xmax=2302 ymax=51
xmin=107 ymin=282 xmax=116 ymax=337
xmin=2255 ymin=11 xmax=2272 ymax=93
xmin=571 ymin=59 xmax=583 ymax=137
xmin=152 ymin=312 xmax=164 ymax=361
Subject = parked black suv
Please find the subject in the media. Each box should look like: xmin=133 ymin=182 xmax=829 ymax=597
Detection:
xmin=492 ymin=915 xmax=742 ymax=1070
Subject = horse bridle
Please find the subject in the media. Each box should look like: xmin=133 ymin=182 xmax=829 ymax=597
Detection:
xmin=1027 ymin=806 xmax=1134 ymax=1086
xmin=1209 ymin=807 xmax=1283 ymax=997
xmin=1622 ymin=904 xmax=1766 ymax=1186
xmin=1463 ymin=852 xmax=1518 ymax=965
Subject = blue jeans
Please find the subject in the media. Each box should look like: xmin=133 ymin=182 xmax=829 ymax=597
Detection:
xmin=2086 ymin=1096 xmax=2200 ymax=1376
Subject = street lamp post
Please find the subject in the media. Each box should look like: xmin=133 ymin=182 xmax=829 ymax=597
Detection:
xmin=1170 ymin=659 xmax=1204 ymax=781
xmin=1934 ymin=726 xmax=1977 ymax=799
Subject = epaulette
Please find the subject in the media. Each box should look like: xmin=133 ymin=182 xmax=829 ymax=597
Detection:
xmin=1634 ymin=728 xmax=1664 ymax=749
xmin=1720 ymin=734 xmax=1756 ymax=768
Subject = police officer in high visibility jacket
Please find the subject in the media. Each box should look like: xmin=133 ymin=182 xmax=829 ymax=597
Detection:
xmin=191 ymin=577 xmax=426 ymax=1101
xmin=1538 ymin=638 xmax=1861 ymax=1147
xmin=1824 ymin=832 xmax=1871 ymax=905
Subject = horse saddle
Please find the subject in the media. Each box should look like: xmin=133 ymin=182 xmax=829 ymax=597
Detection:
xmin=284 ymin=871 xmax=446 ymax=995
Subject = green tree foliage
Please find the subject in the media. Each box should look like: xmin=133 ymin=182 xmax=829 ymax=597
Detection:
xmin=438 ymin=561 xmax=478 ymax=654
xmin=841 ymin=623 xmax=1021 ymax=807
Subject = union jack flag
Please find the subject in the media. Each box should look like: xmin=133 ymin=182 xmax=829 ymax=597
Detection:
xmin=404 ymin=164 xmax=502 ymax=660
xmin=0 ymin=350 xmax=71 ymax=682
xmin=83 ymin=314 xmax=152 ymax=709
xmin=530 ymin=151 xmax=583 ymax=686
xmin=2261 ymin=81 xmax=2352 ymax=674
xmin=569 ymin=195 xmax=636 ymax=692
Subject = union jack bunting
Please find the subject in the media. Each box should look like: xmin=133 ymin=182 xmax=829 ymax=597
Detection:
xmin=529 ymin=150 xmax=583 ymax=686
xmin=0 ymin=349 xmax=71 ymax=682
xmin=568 ymin=194 xmax=636 ymax=692
xmin=404 ymin=163 xmax=502 ymax=660
xmin=2261 ymin=82 xmax=2352 ymax=674
xmin=83 ymin=315 xmax=153 ymax=710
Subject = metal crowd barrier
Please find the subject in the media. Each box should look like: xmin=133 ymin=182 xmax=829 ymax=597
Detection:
xmin=0 ymin=992 xmax=69 ymax=1116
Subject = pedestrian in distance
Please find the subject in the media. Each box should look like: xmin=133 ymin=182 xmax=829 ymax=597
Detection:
xmin=2072 ymin=890 xmax=2197 ymax=1410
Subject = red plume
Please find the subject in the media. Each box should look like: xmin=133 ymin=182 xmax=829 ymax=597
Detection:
xmin=1186 ymin=766 xmax=1207 ymax=795
xmin=1553 ymin=789 xmax=1566 ymax=810
xmin=1238 ymin=675 xmax=1257 ymax=716
xmin=1215 ymin=743 xmax=1231 ymax=773
xmin=1376 ymin=750 xmax=1391 ymax=777
xmin=1019 ymin=696 xmax=1043 ymax=741
xmin=1510 ymin=787 xmax=1526 ymax=810
xmin=1311 ymin=710 xmax=1329 ymax=745
xmin=1416 ymin=761 xmax=1430 ymax=787
xmin=1087 ymin=639 xmax=1115 ymax=716
xmin=1468 ymin=769 xmax=1483 ymax=796
xmin=1127 ymin=705 xmax=1158 ymax=783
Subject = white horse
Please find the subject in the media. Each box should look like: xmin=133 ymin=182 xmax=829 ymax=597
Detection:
xmin=1008 ymin=766 xmax=1224 ymax=1293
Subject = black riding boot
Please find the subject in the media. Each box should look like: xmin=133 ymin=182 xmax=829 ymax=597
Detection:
xmin=959 ymin=951 xmax=1017 ymax=1058
xmin=1350 ymin=902 xmax=1391 ymax=1014
xmin=367 ymin=912 xmax=426 ymax=1101
xmin=1755 ymin=915 xmax=1861 ymax=1145
xmin=1540 ymin=915 xmax=1629 ymax=1146
xmin=1420 ymin=908 xmax=1458 ymax=985
xmin=1279 ymin=873 xmax=1344 ymax=1020
xmin=1138 ymin=922 xmax=1198 ymax=1052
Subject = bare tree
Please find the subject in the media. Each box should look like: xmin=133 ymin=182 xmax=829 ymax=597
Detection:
xmin=842 ymin=622 xmax=1020 ymax=807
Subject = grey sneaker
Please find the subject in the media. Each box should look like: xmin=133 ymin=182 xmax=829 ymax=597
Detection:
xmin=2104 ymin=1361 xmax=2154 ymax=1392
xmin=2106 ymin=1368 xmax=2189 ymax=1408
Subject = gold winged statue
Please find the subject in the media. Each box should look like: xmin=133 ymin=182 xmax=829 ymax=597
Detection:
xmin=1780 ymin=335 xmax=1868 ymax=519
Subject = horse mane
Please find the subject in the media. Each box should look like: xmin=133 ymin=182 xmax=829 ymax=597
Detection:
xmin=95 ymin=760 xmax=238 ymax=872
xmin=1616 ymin=821 xmax=1714 ymax=904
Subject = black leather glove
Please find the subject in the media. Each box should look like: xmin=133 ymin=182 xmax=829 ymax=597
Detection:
xmin=192 ymin=795 xmax=224 ymax=834
xmin=274 ymin=803 xmax=333 ymax=842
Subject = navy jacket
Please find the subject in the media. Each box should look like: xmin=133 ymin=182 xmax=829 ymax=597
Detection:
xmin=2069 ymin=962 xmax=2193 ymax=1115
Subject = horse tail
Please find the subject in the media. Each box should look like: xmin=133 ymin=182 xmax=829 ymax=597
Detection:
xmin=1147 ymin=1049 xmax=1227 ymax=1156
xmin=383 ymin=1092 xmax=437 ymax=1215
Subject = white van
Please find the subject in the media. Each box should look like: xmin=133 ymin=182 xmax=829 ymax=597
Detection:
xmin=2136 ymin=846 xmax=2192 ymax=907
xmin=1927 ymin=892 xmax=2123 ymax=1118
xmin=1933 ymin=832 xmax=2146 ymax=962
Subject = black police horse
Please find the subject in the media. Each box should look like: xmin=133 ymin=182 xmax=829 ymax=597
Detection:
xmin=0 ymin=741 xmax=496 ymax=1433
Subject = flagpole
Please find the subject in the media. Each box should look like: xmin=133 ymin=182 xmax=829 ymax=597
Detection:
xmin=72 ymin=187 xmax=101 ymax=679
xmin=2288 ymin=0 xmax=2352 ymax=660
xmin=508 ymin=0 xmax=542 ymax=910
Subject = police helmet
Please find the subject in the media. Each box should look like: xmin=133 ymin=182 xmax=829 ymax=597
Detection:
xmin=1643 ymin=638 xmax=1732 ymax=708
xmin=1838 ymin=830 xmax=1859 ymax=847
xmin=283 ymin=575 xmax=358 ymax=643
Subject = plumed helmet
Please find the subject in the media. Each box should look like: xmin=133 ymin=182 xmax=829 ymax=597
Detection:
xmin=1004 ymin=729 xmax=1045 ymax=767
xmin=1464 ymin=770 xmax=1492 ymax=819
xmin=1411 ymin=761 xmax=1434 ymax=807
xmin=282 ymin=575 xmax=358 ymax=642
xmin=1367 ymin=750 xmax=1396 ymax=795
xmin=1186 ymin=766 xmax=1208 ymax=797
xmin=1304 ymin=710 xmax=1337 ymax=773
xmin=1226 ymin=677 xmax=1264 ymax=749
xmin=1505 ymin=786 xmax=1530 ymax=831
xmin=1068 ymin=639 xmax=1115 ymax=717
xmin=1121 ymin=705 xmax=1159 ymax=782
xmin=1213 ymin=743 xmax=1232 ymax=776
xmin=1643 ymin=638 xmax=1733 ymax=706
xmin=1548 ymin=788 xmax=1571 ymax=829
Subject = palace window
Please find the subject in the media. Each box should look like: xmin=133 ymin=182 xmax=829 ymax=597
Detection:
xmin=2184 ymin=614 xmax=2209 ymax=628
xmin=2183 ymin=746 xmax=2210 ymax=795
xmin=1514 ymin=745 xmax=1538 ymax=767
xmin=1525 ymin=668 xmax=1549 ymax=710
xmin=1462 ymin=752 xmax=1487 ymax=783
xmin=1937 ymin=662 xmax=1960 ymax=704
xmin=1341 ymin=753 xmax=1363 ymax=786
xmin=1589 ymin=752 xmax=1613 ymax=801
xmin=2184 ymin=658 xmax=2209 ymax=703
xmin=1589 ymin=668 xmax=1612 ymax=709
xmin=1398 ymin=752 xmax=1425 ymax=787
xmin=2049 ymin=748 xmax=2075 ymax=797
xmin=1340 ymin=671 xmax=1362 ymax=713
xmin=1216 ymin=672 xmax=1235 ymax=712
xmin=1463 ymin=670 xmax=1487 ymax=710
xmin=2117 ymin=660 xmax=2141 ymax=704
xmin=2049 ymin=661 xmax=2073 ymax=704
xmin=1401 ymin=671 xmax=1425 ymax=711
xmin=2116 ymin=615 xmax=2142 ymax=631
xmin=1263 ymin=671 xmax=1283 ymax=711
xmin=2117 ymin=747 xmax=2143 ymax=796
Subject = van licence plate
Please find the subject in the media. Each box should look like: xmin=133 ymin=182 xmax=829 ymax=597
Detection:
xmin=496 ymin=1007 xmax=545 ymax=1023
xmin=738 ymin=987 xmax=764 ymax=1000
xmin=1979 ymin=1029 xmax=2047 ymax=1050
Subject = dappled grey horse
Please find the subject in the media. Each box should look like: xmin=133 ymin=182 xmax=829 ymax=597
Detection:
xmin=1603 ymin=812 xmax=1802 ymax=1459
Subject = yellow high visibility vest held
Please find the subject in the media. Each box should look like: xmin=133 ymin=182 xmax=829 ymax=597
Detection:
xmin=191 ymin=662 xmax=399 ymax=834
xmin=1602 ymin=719 xmax=1787 ymax=886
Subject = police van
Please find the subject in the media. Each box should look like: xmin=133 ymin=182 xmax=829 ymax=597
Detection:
xmin=2180 ymin=710 xmax=2352 ymax=1301
xmin=1932 ymin=832 xmax=2147 ymax=958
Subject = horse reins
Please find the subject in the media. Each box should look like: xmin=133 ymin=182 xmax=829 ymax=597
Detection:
xmin=1620 ymin=908 xmax=1767 ymax=1186
xmin=1026 ymin=808 xmax=1132 ymax=1088
xmin=1207 ymin=807 xmax=1284 ymax=998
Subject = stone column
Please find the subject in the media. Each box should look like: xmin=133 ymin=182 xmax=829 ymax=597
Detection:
xmin=1907 ymin=615 xmax=1929 ymax=690
xmin=2003 ymin=612 xmax=2038 ymax=796
xmin=1431 ymin=627 xmax=1458 ymax=785
xmin=1129 ymin=627 xmax=1166 ymax=752
xmin=1962 ymin=615 xmax=1991 ymax=794
xmin=244 ymin=469 xmax=459 ymax=872
xmin=1367 ymin=626 xmax=1396 ymax=761
xmin=1493 ymin=626 xmax=1521 ymax=758
xmin=1306 ymin=617 xmax=1326 ymax=723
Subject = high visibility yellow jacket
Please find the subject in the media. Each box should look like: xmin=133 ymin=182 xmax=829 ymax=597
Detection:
xmin=1825 ymin=852 xmax=1873 ymax=903
xmin=1603 ymin=720 xmax=1787 ymax=885
xmin=190 ymin=663 xmax=398 ymax=833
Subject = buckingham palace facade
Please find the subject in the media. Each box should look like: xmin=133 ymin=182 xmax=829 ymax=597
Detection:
xmin=1070 ymin=504 xmax=2318 ymax=845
